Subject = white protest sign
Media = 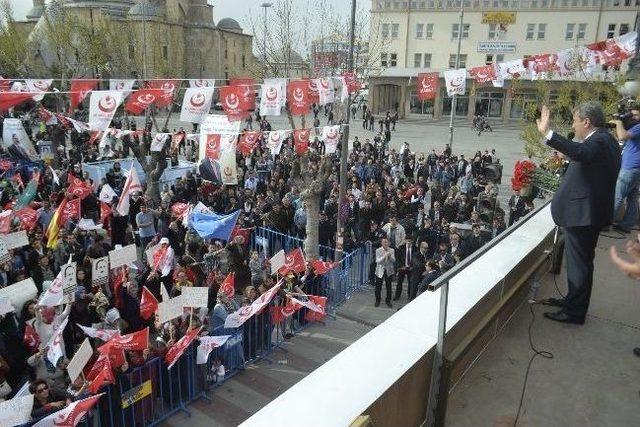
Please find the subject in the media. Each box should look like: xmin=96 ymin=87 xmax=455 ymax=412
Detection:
xmin=270 ymin=249 xmax=286 ymax=275
xmin=1 ymin=230 xmax=30 ymax=250
xmin=1 ymin=118 xmax=37 ymax=159
xmin=0 ymin=394 xmax=34 ymax=427
xmin=109 ymin=244 xmax=137 ymax=269
xmin=0 ymin=278 xmax=37 ymax=312
xmin=0 ymin=297 xmax=14 ymax=316
xmin=91 ymin=256 xmax=109 ymax=287
xmin=67 ymin=338 xmax=93 ymax=383
xmin=158 ymin=297 xmax=183 ymax=323
xmin=199 ymin=114 xmax=241 ymax=135
xmin=181 ymin=287 xmax=209 ymax=308
xmin=61 ymin=262 xmax=77 ymax=303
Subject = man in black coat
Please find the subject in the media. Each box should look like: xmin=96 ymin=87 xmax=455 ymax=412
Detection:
xmin=537 ymin=102 xmax=621 ymax=324
xmin=409 ymin=241 xmax=429 ymax=301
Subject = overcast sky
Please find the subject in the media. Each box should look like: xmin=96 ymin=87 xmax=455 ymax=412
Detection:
xmin=7 ymin=1 xmax=368 ymax=41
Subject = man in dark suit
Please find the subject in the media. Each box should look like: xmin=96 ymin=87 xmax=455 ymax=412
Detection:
xmin=409 ymin=241 xmax=429 ymax=301
xmin=394 ymin=236 xmax=414 ymax=301
xmin=537 ymin=102 xmax=621 ymax=324
xmin=507 ymin=190 xmax=526 ymax=226
xmin=418 ymin=261 xmax=441 ymax=293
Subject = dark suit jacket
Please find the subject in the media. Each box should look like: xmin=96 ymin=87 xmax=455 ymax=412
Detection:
xmin=419 ymin=270 xmax=441 ymax=293
xmin=547 ymin=129 xmax=620 ymax=227
xmin=395 ymin=243 xmax=414 ymax=270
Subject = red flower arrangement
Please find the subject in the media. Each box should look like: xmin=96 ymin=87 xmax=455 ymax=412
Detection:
xmin=511 ymin=160 xmax=537 ymax=191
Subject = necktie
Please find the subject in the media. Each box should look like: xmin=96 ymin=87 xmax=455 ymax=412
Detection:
xmin=406 ymin=246 xmax=411 ymax=267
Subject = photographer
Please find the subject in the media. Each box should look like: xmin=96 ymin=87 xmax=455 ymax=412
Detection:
xmin=610 ymin=103 xmax=640 ymax=233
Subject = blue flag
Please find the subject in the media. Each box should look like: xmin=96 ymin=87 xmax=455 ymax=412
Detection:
xmin=189 ymin=210 xmax=240 ymax=241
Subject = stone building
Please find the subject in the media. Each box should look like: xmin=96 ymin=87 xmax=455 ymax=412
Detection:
xmin=21 ymin=0 xmax=256 ymax=80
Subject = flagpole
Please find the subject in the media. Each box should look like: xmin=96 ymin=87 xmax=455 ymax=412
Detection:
xmin=448 ymin=6 xmax=464 ymax=152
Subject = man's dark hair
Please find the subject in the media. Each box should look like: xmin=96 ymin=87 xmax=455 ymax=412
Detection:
xmin=574 ymin=101 xmax=605 ymax=128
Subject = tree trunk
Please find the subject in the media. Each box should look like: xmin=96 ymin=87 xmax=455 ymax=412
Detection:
xmin=303 ymin=190 xmax=321 ymax=260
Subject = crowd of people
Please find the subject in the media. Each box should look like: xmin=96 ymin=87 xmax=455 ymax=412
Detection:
xmin=0 ymin=96 xmax=535 ymax=425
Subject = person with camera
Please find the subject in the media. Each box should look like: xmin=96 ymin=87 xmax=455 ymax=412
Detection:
xmin=537 ymin=102 xmax=621 ymax=324
xmin=610 ymin=103 xmax=640 ymax=233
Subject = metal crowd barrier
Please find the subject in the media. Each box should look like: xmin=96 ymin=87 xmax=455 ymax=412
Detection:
xmin=18 ymin=229 xmax=373 ymax=427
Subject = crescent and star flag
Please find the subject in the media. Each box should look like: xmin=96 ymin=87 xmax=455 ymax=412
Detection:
xmin=308 ymin=79 xmax=320 ymax=104
xmin=304 ymin=295 xmax=328 ymax=322
xmin=230 ymin=225 xmax=252 ymax=244
xmin=189 ymin=79 xmax=216 ymax=88
xmin=140 ymin=287 xmax=159 ymax=320
xmin=219 ymin=85 xmax=252 ymax=121
xmin=15 ymin=207 xmax=39 ymax=230
xmin=270 ymin=301 xmax=299 ymax=324
xmin=86 ymin=359 xmax=114 ymax=394
xmin=45 ymin=316 xmax=68 ymax=365
xmin=293 ymin=128 xmax=311 ymax=154
xmin=77 ymin=324 xmax=120 ymax=342
xmin=69 ymin=79 xmax=98 ymax=112
xmin=96 ymin=340 xmax=126 ymax=369
xmin=39 ymin=270 xmax=65 ymax=306
xmin=219 ymin=147 xmax=238 ymax=185
xmin=290 ymin=295 xmax=326 ymax=315
xmin=45 ymin=197 xmax=81 ymax=249
xmin=180 ymin=87 xmax=214 ymax=123
xmin=99 ymin=184 xmax=117 ymax=203
xmin=24 ymin=79 xmax=52 ymax=101
xmin=342 ymin=72 xmax=361 ymax=94
xmin=219 ymin=272 xmax=235 ymax=299
xmin=109 ymin=79 xmax=135 ymax=96
xmin=317 ymin=77 xmax=335 ymax=105
xmin=89 ymin=90 xmax=123 ymax=131
xmin=497 ymin=59 xmax=527 ymax=80
xmin=67 ymin=173 xmax=92 ymax=199
xmin=151 ymin=133 xmax=170 ymax=152
xmin=238 ymin=131 xmax=260 ymax=155
xmin=444 ymin=69 xmax=467 ymax=96
xmin=189 ymin=210 xmax=240 ymax=241
xmin=287 ymin=79 xmax=310 ymax=116
xmin=125 ymin=88 xmax=158 ymax=115
xmin=224 ymin=280 xmax=282 ymax=328
xmin=266 ymin=130 xmax=287 ymax=156
xmin=196 ymin=335 xmax=232 ymax=364
xmin=116 ymin=166 xmax=142 ymax=216
xmin=469 ymin=65 xmax=497 ymax=84
xmin=416 ymin=73 xmax=439 ymax=101
xmin=165 ymin=326 xmax=202 ymax=369
xmin=23 ymin=323 xmax=40 ymax=353
xmin=148 ymin=79 xmax=179 ymax=108
xmin=278 ymin=248 xmax=307 ymax=275
xmin=110 ymin=327 xmax=149 ymax=351
xmin=321 ymin=125 xmax=341 ymax=154
xmin=311 ymin=259 xmax=338 ymax=275
xmin=259 ymin=78 xmax=284 ymax=116
xmin=0 ymin=92 xmax=34 ymax=112
xmin=32 ymin=393 xmax=104 ymax=427
xmin=100 ymin=201 xmax=112 ymax=229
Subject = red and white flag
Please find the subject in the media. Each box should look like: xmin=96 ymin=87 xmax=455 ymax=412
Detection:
xmin=203 ymin=134 xmax=223 ymax=161
xmin=311 ymin=259 xmax=338 ymax=275
xmin=96 ymin=341 xmax=126 ymax=369
xmin=59 ymin=197 xmax=81 ymax=225
xmin=287 ymin=80 xmax=310 ymax=116
xmin=140 ymin=287 xmax=158 ymax=320
xmin=15 ymin=207 xmax=39 ymax=230
xmin=321 ymin=125 xmax=341 ymax=154
xmin=67 ymin=116 xmax=91 ymax=133
xmin=293 ymin=128 xmax=311 ymax=154
xmin=224 ymin=281 xmax=282 ymax=328
xmin=219 ymin=85 xmax=249 ymax=121
xmin=189 ymin=79 xmax=216 ymax=88
xmin=100 ymin=201 xmax=112 ymax=229
xmin=151 ymin=133 xmax=170 ymax=152
xmin=290 ymin=295 xmax=326 ymax=315
xmin=270 ymin=301 xmax=299 ymax=324
xmin=497 ymin=59 xmax=527 ymax=80
xmin=109 ymin=79 xmax=135 ymax=96
xmin=116 ymin=166 xmax=142 ymax=215
xmin=229 ymin=78 xmax=256 ymax=116
xmin=259 ymin=78 xmax=284 ymax=116
xmin=416 ymin=72 xmax=439 ymax=101
xmin=32 ymin=393 xmax=104 ymax=427
xmin=444 ymin=69 xmax=467 ymax=96
xmin=67 ymin=173 xmax=92 ymax=199
xmin=304 ymin=295 xmax=328 ymax=322
xmin=469 ymin=65 xmax=497 ymax=84
xmin=110 ymin=327 xmax=149 ymax=351
xmin=46 ymin=316 xmax=68 ymax=365
xmin=39 ymin=270 xmax=65 ymax=307
xmin=77 ymin=324 xmax=120 ymax=342
xmin=170 ymin=202 xmax=190 ymax=219
xmin=278 ymin=248 xmax=306 ymax=275
xmin=69 ymin=79 xmax=98 ymax=112
xmin=180 ymin=87 xmax=214 ymax=123
xmin=342 ymin=72 xmax=361 ymax=94
xmin=266 ymin=130 xmax=287 ymax=156
xmin=24 ymin=79 xmax=52 ymax=101
xmin=165 ymin=326 xmax=202 ymax=369
xmin=98 ymin=184 xmax=117 ymax=204
xmin=219 ymin=146 xmax=238 ymax=185
xmin=219 ymin=272 xmax=235 ymax=299
xmin=238 ymin=131 xmax=261 ymax=155
xmin=148 ymin=79 xmax=178 ymax=108
xmin=0 ymin=92 xmax=34 ymax=112
xmin=317 ymin=77 xmax=335 ymax=105
xmin=23 ymin=323 xmax=41 ymax=353
xmin=125 ymin=88 xmax=157 ymax=115
xmin=89 ymin=91 xmax=123 ymax=131
xmin=0 ymin=210 xmax=12 ymax=234
xmin=86 ymin=358 xmax=115 ymax=393
xmin=196 ymin=335 xmax=231 ymax=364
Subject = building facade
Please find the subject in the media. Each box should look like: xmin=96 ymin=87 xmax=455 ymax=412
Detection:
xmin=310 ymin=34 xmax=370 ymax=78
xmin=20 ymin=0 xmax=256 ymax=80
xmin=368 ymin=0 xmax=638 ymax=119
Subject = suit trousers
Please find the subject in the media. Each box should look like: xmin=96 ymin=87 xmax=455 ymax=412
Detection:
xmin=562 ymin=225 xmax=600 ymax=319
xmin=395 ymin=268 xmax=410 ymax=299
xmin=375 ymin=271 xmax=393 ymax=304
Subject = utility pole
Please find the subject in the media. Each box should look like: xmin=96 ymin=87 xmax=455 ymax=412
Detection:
xmin=337 ymin=0 xmax=357 ymax=238
xmin=261 ymin=3 xmax=272 ymax=78
xmin=425 ymin=8 xmax=463 ymax=426
xmin=142 ymin=1 xmax=147 ymax=79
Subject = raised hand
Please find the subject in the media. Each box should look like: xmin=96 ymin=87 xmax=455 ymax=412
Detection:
xmin=536 ymin=105 xmax=551 ymax=136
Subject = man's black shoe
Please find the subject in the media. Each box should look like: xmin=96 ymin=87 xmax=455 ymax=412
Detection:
xmin=612 ymin=224 xmax=631 ymax=233
xmin=374 ymin=301 xmax=380 ymax=307
xmin=386 ymin=301 xmax=392 ymax=308
xmin=543 ymin=311 xmax=585 ymax=325
xmin=540 ymin=297 xmax=565 ymax=307
xmin=633 ymin=347 xmax=640 ymax=358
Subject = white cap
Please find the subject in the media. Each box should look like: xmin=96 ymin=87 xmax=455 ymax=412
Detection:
xmin=160 ymin=237 xmax=170 ymax=245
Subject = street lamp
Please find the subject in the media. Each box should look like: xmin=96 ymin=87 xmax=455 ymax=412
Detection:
xmin=260 ymin=2 xmax=272 ymax=78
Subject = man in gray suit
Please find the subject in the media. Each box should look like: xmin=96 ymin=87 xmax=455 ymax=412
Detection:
xmin=537 ymin=102 xmax=621 ymax=324
xmin=375 ymin=238 xmax=396 ymax=307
